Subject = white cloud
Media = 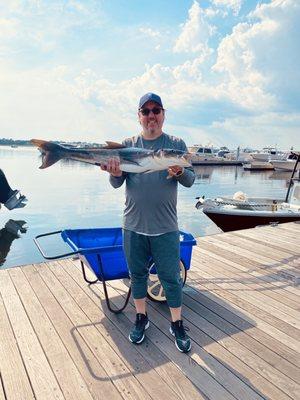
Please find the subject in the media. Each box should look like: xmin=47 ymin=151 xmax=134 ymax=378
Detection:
xmin=173 ymin=1 xmax=216 ymax=56
xmin=212 ymin=0 xmax=300 ymax=110
xmin=0 ymin=0 xmax=299 ymax=151
xmin=0 ymin=18 xmax=18 ymax=39
xmin=0 ymin=0 xmax=104 ymax=53
xmin=210 ymin=112 xmax=300 ymax=149
xmin=139 ymin=27 xmax=161 ymax=38
xmin=0 ymin=65 xmax=137 ymax=143
xmin=212 ymin=0 xmax=242 ymax=16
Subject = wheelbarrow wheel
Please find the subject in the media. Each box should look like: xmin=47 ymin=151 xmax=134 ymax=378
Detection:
xmin=147 ymin=260 xmax=187 ymax=302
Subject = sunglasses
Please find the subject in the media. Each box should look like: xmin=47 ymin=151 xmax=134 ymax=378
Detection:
xmin=139 ymin=107 xmax=163 ymax=116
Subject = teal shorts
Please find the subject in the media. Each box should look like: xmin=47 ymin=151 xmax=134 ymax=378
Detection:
xmin=123 ymin=229 xmax=182 ymax=308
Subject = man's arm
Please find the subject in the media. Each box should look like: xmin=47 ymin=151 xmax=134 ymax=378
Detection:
xmin=175 ymin=166 xmax=195 ymax=187
xmin=109 ymin=174 xmax=126 ymax=188
xmin=168 ymin=139 xmax=195 ymax=187
xmin=101 ymin=158 xmax=126 ymax=188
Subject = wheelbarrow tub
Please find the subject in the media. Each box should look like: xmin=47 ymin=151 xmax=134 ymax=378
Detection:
xmin=61 ymin=227 xmax=196 ymax=281
xmin=62 ymin=227 xmax=129 ymax=281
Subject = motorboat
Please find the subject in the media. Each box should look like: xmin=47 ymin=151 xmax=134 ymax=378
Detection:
xmin=189 ymin=145 xmax=217 ymax=163
xmin=224 ymin=147 xmax=255 ymax=163
xmin=195 ymin=153 xmax=300 ymax=232
xmin=243 ymin=161 xmax=274 ymax=171
xmin=271 ymin=153 xmax=299 ymax=172
xmin=189 ymin=145 xmax=241 ymax=166
xmin=250 ymin=147 xmax=286 ymax=162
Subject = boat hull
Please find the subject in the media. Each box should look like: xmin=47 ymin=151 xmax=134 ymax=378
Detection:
xmin=271 ymin=160 xmax=297 ymax=171
xmin=203 ymin=210 xmax=300 ymax=232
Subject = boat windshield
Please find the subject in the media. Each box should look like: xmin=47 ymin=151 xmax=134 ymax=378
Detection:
xmin=289 ymin=180 xmax=300 ymax=205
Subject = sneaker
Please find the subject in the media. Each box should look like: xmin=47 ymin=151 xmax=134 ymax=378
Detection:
xmin=170 ymin=320 xmax=191 ymax=353
xmin=129 ymin=313 xmax=149 ymax=344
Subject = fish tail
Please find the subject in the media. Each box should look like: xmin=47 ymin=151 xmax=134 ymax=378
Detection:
xmin=30 ymin=139 xmax=64 ymax=169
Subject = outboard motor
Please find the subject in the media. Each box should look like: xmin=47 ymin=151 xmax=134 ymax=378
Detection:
xmin=0 ymin=169 xmax=27 ymax=210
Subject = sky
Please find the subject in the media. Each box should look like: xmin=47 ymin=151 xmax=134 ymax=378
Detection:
xmin=0 ymin=0 xmax=299 ymax=149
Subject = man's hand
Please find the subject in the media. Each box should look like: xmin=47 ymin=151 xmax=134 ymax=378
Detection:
xmin=168 ymin=166 xmax=184 ymax=178
xmin=100 ymin=157 xmax=122 ymax=177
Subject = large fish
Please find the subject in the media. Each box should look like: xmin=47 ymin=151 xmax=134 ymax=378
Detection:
xmin=31 ymin=139 xmax=191 ymax=174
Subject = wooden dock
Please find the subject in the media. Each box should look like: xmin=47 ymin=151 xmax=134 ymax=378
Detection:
xmin=0 ymin=222 xmax=299 ymax=400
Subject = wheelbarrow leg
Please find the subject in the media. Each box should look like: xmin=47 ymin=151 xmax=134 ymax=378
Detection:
xmin=101 ymin=279 xmax=132 ymax=314
xmin=80 ymin=260 xmax=98 ymax=284
xmin=97 ymin=254 xmax=132 ymax=314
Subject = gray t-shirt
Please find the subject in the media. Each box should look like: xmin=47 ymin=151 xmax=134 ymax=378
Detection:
xmin=109 ymin=133 xmax=195 ymax=234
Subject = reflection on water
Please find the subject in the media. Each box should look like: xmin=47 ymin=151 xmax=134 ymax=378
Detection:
xmin=193 ymin=166 xmax=213 ymax=182
xmin=0 ymin=220 xmax=27 ymax=266
xmin=269 ymin=170 xmax=292 ymax=186
xmin=0 ymin=145 xmax=291 ymax=268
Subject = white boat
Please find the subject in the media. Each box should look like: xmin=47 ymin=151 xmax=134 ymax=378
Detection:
xmin=271 ymin=153 xmax=299 ymax=171
xmin=243 ymin=161 xmax=274 ymax=171
xmin=225 ymin=147 xmax=255 ymax=162
xmin=189 ymin=145 xmax=216 ymax=162
xmin=195 ymin=153 xmax=300 ymax=232
xmin=189 ymin=145 xmax=241 ymax=165
xmin=250 ymin=147 xmax=285 ymax=162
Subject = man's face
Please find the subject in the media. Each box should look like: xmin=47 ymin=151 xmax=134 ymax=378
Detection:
xmin=138 ymin=100 xmax=165 ymax=136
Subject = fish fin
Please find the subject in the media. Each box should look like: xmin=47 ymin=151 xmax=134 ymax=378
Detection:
xmin=31 ymin=139 xmax=63 ymax=152
xmin=104 ymin=141 xmax=126 ymax=149
xmin=31 ymin=139 xmax=64 ymax=169
xmin=40 ymin=151 xmax=62 ymax=169
xmin=30 ymin=139 xmax=48 ymax=148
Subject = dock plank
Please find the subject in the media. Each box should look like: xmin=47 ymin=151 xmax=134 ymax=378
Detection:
xmin=233 ymin=229 xmax=299 ymax=254
xmin=65 ymin=257 xmax=299 ymax=400
xmin=46 ymin=260 xmax=186 ymax=400
xmin=0 ymin=270 xmax=65 ymax=400
xmin=191 ymin=256 xmax=300 ymax=351
xmin=212 ymin=233 xmax=300 ymax=286
xmin=0 ymin=221 xmax=299 ymax=400
xmin=0 ymin=295 xmax=34 ymax=400
xmin=8 ymin=267 xmax=95 ymax=400
xmin=59 ymin=259 xmax=234 ymax=400
xmin=32 ymin=262 xmax=152 ymax=400
xmin=58 ymin=259 xmax=207 ymax=400
xmin=194 ymin=243 xmax=300 ymax=306
xmin=186 ymin=266 xmax=300 ymax=366
xmin=193 ymin=246 xmax=300 ymax=325
xmin=195 ymin=239 xmax=300 ymax=298
xmin=22 ymin=264 xmax=123 ymax=400
xmin=103 ymin=271 xmax=298 ymax=400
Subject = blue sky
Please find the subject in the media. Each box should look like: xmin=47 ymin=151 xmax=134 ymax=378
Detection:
xmin=0 ymin=0 xmax=299 ymax=149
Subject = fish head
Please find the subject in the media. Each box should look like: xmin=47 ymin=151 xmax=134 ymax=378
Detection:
xmin=154 ymin=149 xmax=192 ymax=168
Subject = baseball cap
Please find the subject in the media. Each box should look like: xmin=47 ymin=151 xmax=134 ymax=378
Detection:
xmin=139 ymin=93 xmax=163 ymax=109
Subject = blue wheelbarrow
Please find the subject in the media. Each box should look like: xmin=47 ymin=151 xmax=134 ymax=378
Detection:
xmin=34 ymin=227 xmax=196 ymax=314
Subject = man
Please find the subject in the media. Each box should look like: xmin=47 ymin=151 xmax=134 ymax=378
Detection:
xmin=102 ymin=93 xmax=195 ymax=353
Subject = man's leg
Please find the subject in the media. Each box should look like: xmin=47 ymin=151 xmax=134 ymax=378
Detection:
xmin=123 ymin=230 xmax=150 ymax=344
xmin=134 ymin=298 xmax=147 ymax=315
xmin=169 ymin=306 xmax=182 ymax=322
xmin=150 ymin=232 xmax=191 ymax=353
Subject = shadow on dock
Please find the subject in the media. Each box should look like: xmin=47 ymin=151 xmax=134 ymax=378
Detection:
xmin=68 ymin=275 xmax=266 ymax=400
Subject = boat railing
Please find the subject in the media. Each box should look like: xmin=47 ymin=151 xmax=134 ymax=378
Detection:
xmin=212 ymin=198 xmax=275 ymax=211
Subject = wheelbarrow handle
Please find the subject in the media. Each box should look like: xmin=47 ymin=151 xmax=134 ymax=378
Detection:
xmin=34 ymin=230 xmax=80 ymax=260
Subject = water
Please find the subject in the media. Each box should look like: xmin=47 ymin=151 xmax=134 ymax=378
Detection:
xmin=0 ymin=146 xmax=291 ymax=269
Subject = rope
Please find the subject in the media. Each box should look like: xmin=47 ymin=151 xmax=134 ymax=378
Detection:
xmin=213 ymin=200 xmax=273 ymax=208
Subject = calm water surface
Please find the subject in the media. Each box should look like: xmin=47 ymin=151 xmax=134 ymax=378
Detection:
xmin=0 ymin=146 xmax=291 ymax=268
